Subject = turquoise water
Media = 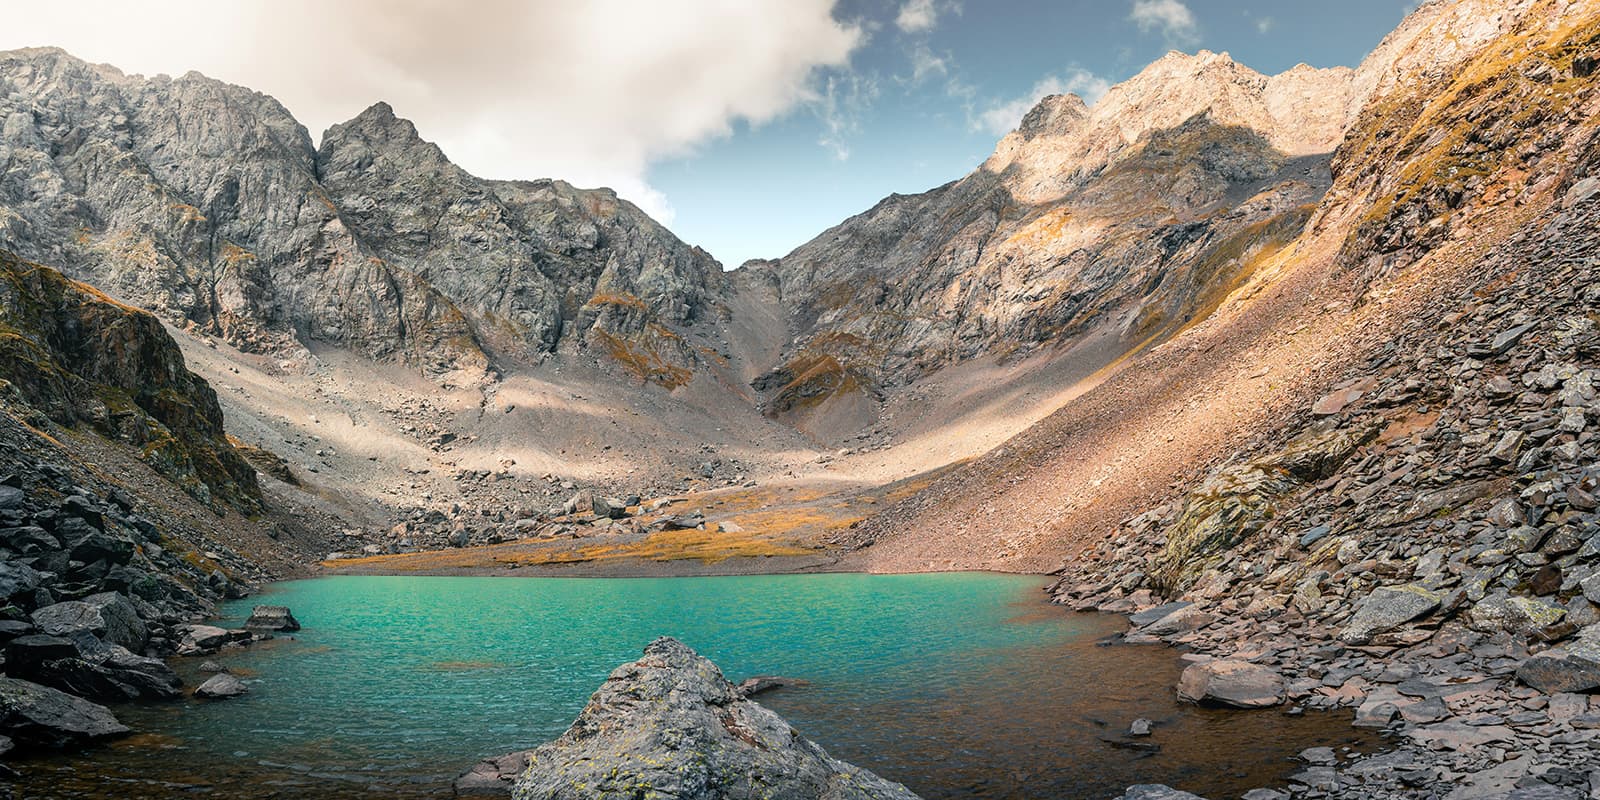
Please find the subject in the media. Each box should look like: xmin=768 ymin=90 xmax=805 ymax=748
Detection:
xmin=16 ymin=574 xmax=1369 ymax=799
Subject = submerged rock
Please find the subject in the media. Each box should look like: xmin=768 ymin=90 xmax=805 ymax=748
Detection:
xmin=194 ymin=673 xmax=249 ymax=700
xmin=0 ymin=676 xmax=129 ymax=749
xmin=1119 ymin=785 xmax=1210 ymax=799
xmin=735 ymin=675 xmax=811 ymax=697
xmin=456 ymin=749 xmax=534 ymax=797
xmin=512 ymin=636 xmax=922 ymax=800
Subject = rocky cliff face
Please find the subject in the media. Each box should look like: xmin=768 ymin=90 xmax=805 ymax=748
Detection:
xmin=744 ymin=52 xmax=1352 ymax=431
xmin=0 ymin=48 xmax=724 ymax=386
xmin=0 ymin=250 xmax=258 ymax=512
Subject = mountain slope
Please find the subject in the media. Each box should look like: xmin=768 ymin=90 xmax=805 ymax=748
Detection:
xmin=841 ymin=0 xmax=1600 ymax=574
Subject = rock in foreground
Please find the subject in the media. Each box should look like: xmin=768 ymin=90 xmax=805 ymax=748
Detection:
xmin=0 ymin=676 xmax=129 ymax=749
xmin=512 ymin=637 xmax=922 ymax=800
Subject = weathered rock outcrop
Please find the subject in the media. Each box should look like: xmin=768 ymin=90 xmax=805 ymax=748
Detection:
xmin=512 ymin=637 xmax=921 ymax=800
xmin=0 ymin=250 xmax=259 ymax=511
xmin=0 ymin=49 xmax=725 ymax=385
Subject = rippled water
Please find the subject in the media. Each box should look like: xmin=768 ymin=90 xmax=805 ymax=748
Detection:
xmin=14 ymin=573 xmax=1370 ymax=799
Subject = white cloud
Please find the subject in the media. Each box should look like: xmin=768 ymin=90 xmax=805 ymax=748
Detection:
xmin=0 ymin=0 xmax=863 ymax=224
xmin=895 ymin=0 xmax=939 ymax=33
xmin=975 ymin=70 xmax=1110 ymax=136
xmin=908 ymin=44 xmax=949 ymax=83
xmin=1255 ymin=16 xmax=1275 ymax=34
xmin=1129 ymin=0 xmax=1200 ymax=46
xmin=814 ymin=73 xmax=880 ymax=160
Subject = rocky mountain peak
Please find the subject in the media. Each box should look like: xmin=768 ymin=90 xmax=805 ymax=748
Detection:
xmin=1018 ymin=93 xmax=1089 ymax=140
xmin=319 ymin=101 xmax=447 ymax=167
xmin=984 ymin=50 xmax=1353 ymax=205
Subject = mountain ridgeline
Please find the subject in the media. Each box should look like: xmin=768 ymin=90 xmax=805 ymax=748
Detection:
xmin=0 ymin=49 xmax=726 ymax=388
xmin=0 ymin=42 xmax=1399 ymax=439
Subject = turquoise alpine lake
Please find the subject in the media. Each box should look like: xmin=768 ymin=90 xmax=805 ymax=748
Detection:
xmin=16 ymin=573 xmax=1370 ymax=799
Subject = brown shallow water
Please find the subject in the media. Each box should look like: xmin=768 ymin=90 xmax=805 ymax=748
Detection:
xmin=10 ymin=574 xmax=1377 ymax=799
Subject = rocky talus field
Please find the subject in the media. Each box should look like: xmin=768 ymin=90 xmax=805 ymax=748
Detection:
xmin=1 ymin=0 xmax=1600 ymax=797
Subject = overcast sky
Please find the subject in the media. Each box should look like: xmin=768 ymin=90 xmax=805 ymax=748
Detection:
xmin=1 ymin=1 xmax=1410 ymax=267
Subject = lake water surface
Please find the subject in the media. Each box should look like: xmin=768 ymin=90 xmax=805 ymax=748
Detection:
xmin=15 ymin=573 xmax=1369 ymax=799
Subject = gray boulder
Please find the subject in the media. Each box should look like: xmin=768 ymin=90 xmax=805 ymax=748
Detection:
xmin=30 ymin=592 xmax=147 ymax=652
xmin=1119 ymin=786 xmax=1210 ymax=800
xmin=1466 ymin=593 xmax=1568 ymax=636
xmin=1518 ymin=630 xmax=1600 ymax=692
xmin=590 ymin=497 xmax=628 ymax=520
xmin=0 ymin=560 xmax=43 ymax=605
xmin=1338 ymin=584 xmax=1443 ymax=644
xmin=0 ymin=526 xmax=60 ymax=556
xmin=194 ymin=673 xmax=249 ymax=700
xmin=0 ymin=676 xmax=129 ymax=749
xmin=1128 ymin=601 xmax=1192 ymax=627
xmin=4 ymin=633 xmax=179 ymax=702
xmin=244 ymin=605 xmax=300 ymax=632
xmin=1140 ymin=604 xmax=1215 ymax=636
xmin=512 ymin=637 xmax=922 ymax=800
xmin=176 ymin=624 xmax=236 ymax=656
xmin=1176 ymin=660 xmax=1285 ymax=709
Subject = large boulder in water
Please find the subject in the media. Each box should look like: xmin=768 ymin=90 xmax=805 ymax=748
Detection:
xmin=244 ymin=605 xmax=300 ymax=632
xmin=0 ymin=676 xmax=129 ymax=749
xmin=1176 ymin=660 xmax=1284 ymax=709
xmin=194 ymin=673 xmax=249 ymax=699
xmin=512 ymin=636 xmax=922 ymax=800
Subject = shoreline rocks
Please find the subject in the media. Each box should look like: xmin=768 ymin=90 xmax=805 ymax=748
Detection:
xmin=0 ymin=676 xmax=129 ymax=749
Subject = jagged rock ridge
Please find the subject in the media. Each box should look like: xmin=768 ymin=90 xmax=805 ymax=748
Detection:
xmin=0 ymin=48 xmax=724 ymax=385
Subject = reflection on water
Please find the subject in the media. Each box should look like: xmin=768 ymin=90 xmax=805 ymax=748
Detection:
xmin=12 ymin=573 xmax=1373 ymax=799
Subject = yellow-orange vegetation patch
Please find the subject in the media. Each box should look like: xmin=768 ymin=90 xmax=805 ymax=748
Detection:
xmin=322 ymin=526 xmax=817 ymax=572
xmin=593 ymin=329 xmax=693 ymax=389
